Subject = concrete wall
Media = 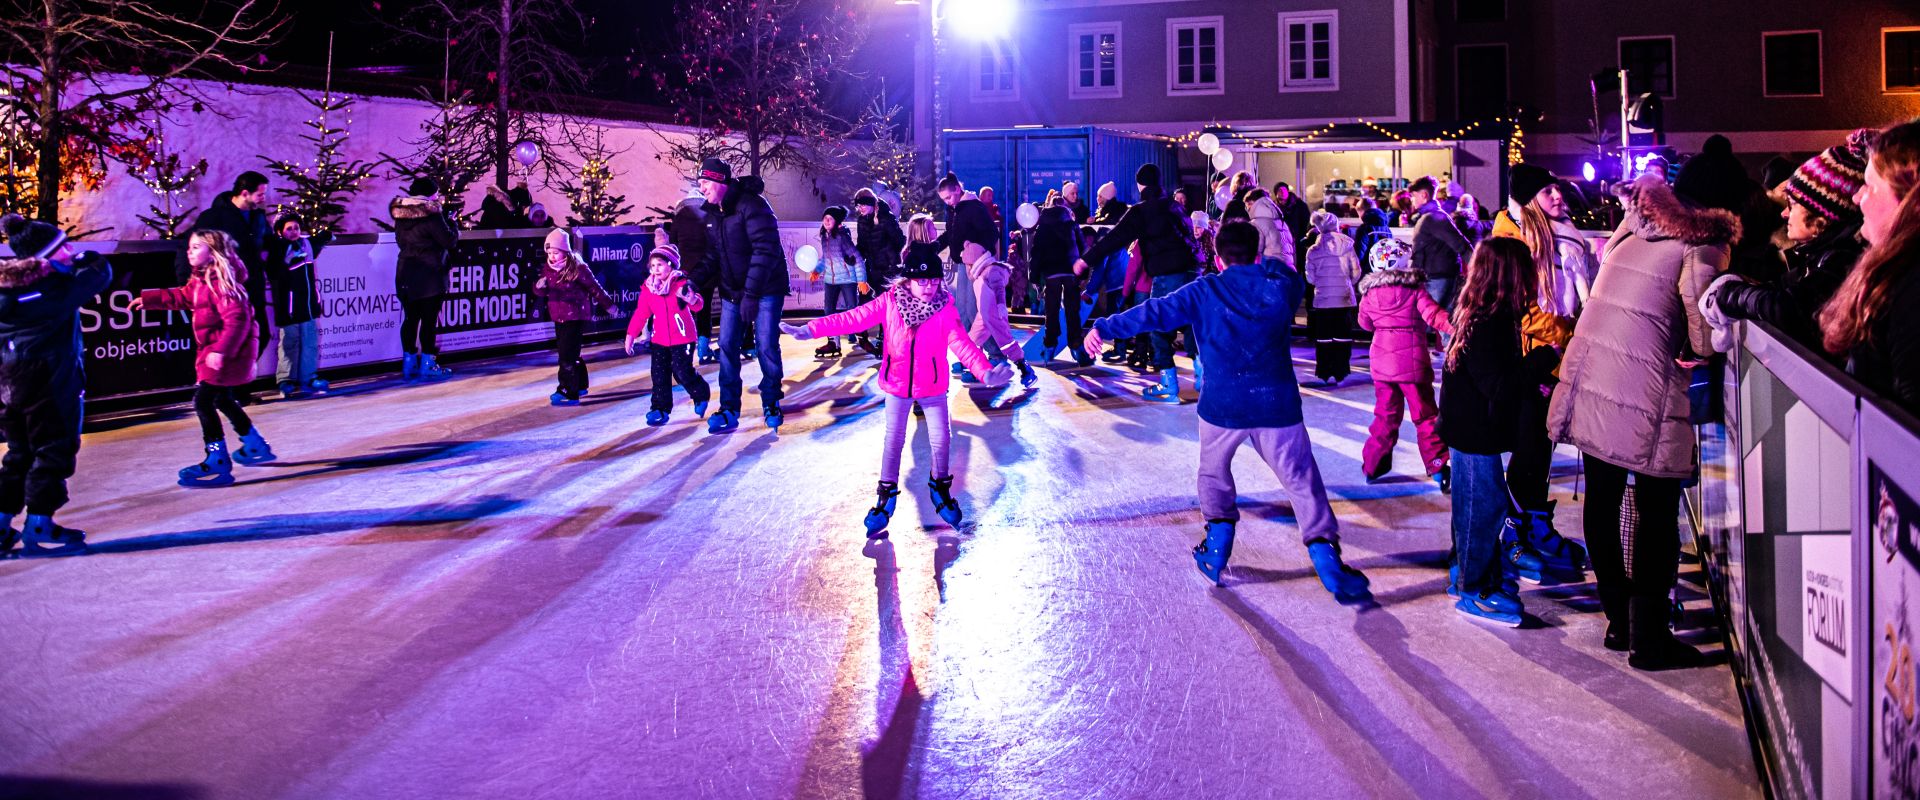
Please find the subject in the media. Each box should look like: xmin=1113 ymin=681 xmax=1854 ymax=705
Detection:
xmin=942 ymin=0 xmax=1408 ymax=133
xmin=61 ymin=76 xmax=841 ymax=240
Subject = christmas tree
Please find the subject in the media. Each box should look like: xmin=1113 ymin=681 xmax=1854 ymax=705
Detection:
xmin=261 ymin=90 xmax=375 ymax=234
xmin=557 ymin=126 xmax=632 ymax=227
xmin=126 ymin=119 xmax=207 ymax=239
xmin=380 ymin=90 xmax=493 ymax=228
xmin=853 ymin=96 xmax=937 ymax=217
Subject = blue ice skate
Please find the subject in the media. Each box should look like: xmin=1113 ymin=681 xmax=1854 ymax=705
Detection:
xmin=1142 ymin=370 xmax=1179 ymax=403
xmin=1455 ymin=589 xmax=1523 ymax=627
xmin=19 ymin=514 xmax=86 ymax=557
xmin=179 ymin=441 xmax=234 ymax=487
xmin=1307 ymin=540 xmax=1372 ymax=604
xmin=1519 ymin=502 xmax=1588 ymax=580
xmin=1502 ymin=515 xmax=1546 ymax=585
xmin=1192 ymin=520 xmax=1236 ymax=586
xmin=707 ymin=410 xmax=739 ymax=434
xmin=693 ymin=400 xmax=710 ymax=418
xmin=645 ymin=410 xmax=669 ymax=427
xmin=928 ymin=476 xmax=963 ymax=527
xmin=864 ymin=481 xmax=900 ymax=538
xmin=234 ymin=428 xmax=276 ymax=465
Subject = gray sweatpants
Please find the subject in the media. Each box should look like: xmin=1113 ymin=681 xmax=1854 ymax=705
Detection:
xmin=1196 ymin=418 xmax=1339 ymax=543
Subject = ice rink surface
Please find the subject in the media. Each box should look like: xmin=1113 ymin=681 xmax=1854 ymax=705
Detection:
xmin=0 ymin=333 xmax=1759 ymax=799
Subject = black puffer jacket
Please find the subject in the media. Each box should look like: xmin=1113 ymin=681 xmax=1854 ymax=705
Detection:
xmin=391 ymin=195 xmax=459 ymax=300
xmin=266 ymin=231 xmax=334 ymax=326
xmin=701 ymin=176 xmax=789 ymax=302
xmin=855 ymin=200 xmax=906 ymax=284
xmin=1078 ymin=187 xmax=1197 ymax=278
xmin=671 ymin=197 xmax=715 ymax=292
xmin=1029 ymin=205 xmax=1081 ymax=280
xmin=1717 ymin=219 xmax=1864 ymax=351
xmin=938 ymin=196 xmax=999 ymax=264
xmin=0 ymin=251 xmax=111 ymax=397
xmin=176 ymin=191 xmax=268 ymax=286
xmin=1848 ymin=259 xmax=1920 ymax=416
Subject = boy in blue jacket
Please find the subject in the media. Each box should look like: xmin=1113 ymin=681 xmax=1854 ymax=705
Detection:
xmin=1085 ymin=221 xmax=1368 ymax=601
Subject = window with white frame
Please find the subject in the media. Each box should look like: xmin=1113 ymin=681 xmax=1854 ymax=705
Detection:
xmin=1167 ymin=17 xmax=1223 ymax=95
xmin=1619 ymin=36 xmax=1675 ymax=98
xmin=1280 ymin=11 xmax=1338 ymax=92
xmin=1888 ymin=28 xmax=1920 ymax=93
xmin=973 ymin=42 xmax=1017 ymax=101
xmin=1762 ymin=31 xmax=1821 ymax=97
xmin=1069 ymin=22 xmax=1121 ymax=99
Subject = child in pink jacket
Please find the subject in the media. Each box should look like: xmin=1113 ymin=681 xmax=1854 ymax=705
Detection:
xmin=780 ymin=242 xmax=1011 ymax=535
xmin=625 ymin=244 xmax=710 ymax=426
xmin=1356 ymin=238 xmax=1453 ymax=486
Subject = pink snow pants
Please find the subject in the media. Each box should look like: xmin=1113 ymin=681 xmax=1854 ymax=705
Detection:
xmin=1361 ymin=381 xmax=1448 ymax=479
xmin=1196 ymin=419 xmax=1339 ymax=543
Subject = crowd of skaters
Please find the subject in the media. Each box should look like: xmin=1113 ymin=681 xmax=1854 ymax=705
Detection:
xmin=0 ymin=115 xmax=1916 ymax=674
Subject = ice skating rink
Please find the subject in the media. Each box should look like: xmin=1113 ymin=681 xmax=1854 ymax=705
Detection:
xmin=0 ymin=333 xmax=1759 ymax=799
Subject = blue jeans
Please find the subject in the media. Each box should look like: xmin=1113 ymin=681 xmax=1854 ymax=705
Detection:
xmin=823 ymin=283 xmax=860 ymax=340
xmin=1149 ymin=272 xmax=1194 ymax=368
xmin=1449 ymin=449 xmax=1510 ymax=596
xmin=276 ymin=320 xmax=319 ymax=386
xmin=717 ymin=294 xmax=786 ymax=413
xmin=1425 ymin=276 xmax=1456 ymax=309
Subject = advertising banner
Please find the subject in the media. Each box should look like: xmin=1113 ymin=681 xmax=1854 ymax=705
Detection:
xmin=77 ymin=250 xmax=199 ymax=399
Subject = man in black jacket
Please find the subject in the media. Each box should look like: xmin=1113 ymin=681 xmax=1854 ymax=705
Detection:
xmin=1073 ymin=163 xmax=1199 ymax=401
xmin=1408 ymin=175 xmax=1471 ymax=310
xmin=697 ymin=157 xmax=790 ymax=432
xmin=934 ymin=172 xmax=998 ymax=332
xmin=179 ymin=171 xmax=272 ymax=356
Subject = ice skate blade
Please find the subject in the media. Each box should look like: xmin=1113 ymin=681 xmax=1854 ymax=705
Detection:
xmin=1454 ymin=598 xmax=1523 ymax=627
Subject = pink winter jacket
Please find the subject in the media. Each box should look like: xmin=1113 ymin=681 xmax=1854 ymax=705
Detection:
xmin=805 ymin=289 xmax=994 ymax=400
xmin=1357 ymin=269 xmax=1452 ymax=384
xmin=626 ymin=276 xmax=705 ymax=347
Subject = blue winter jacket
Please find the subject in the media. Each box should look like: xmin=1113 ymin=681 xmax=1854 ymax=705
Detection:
xmin=1095 ymin=259 xmax=1306 ymax=429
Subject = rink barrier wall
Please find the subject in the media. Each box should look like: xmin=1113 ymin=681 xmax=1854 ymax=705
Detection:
xmin=1696 ymin=320 xmax=1920 ymax=799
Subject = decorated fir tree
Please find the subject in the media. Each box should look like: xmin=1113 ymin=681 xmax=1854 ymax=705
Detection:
xmin=557 ymin=127 xmax=632 ymax=226
xmin=380 ymin=90 xmax=493 ymax=228
xmin=127 ymin=120 xmax=208 ymax=239
xmin=853 ymin=96 xmax=936 ymax=217
xmin=261 ymin=89 xmax=375 ymax=234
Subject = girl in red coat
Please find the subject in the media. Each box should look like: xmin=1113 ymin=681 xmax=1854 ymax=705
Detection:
xmin=625 ymin=244 xmax=711 ymax=426
xmin=533 ymin=228 xmax=616 ymax=406
xmin=132 ymin=230 xmax=275 ymax=486
xmin=1356 ymin=237 xmax=1452 ymax=487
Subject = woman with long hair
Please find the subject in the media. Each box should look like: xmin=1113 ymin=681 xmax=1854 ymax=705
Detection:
xmin=1820 ymin=118 xmax=1920 ymax=414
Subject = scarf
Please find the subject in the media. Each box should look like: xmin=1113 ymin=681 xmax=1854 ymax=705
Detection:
xmin=645 ymin=269 xmax=682 ymax=297
xmin=893 ymin=284 xmax=947 ymax=329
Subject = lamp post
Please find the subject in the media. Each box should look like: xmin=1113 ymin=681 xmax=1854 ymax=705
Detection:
xmin=901 ymin=0 xmax=1013 ymax=178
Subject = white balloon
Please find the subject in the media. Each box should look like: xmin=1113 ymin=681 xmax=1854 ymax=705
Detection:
xmin=1197 ymin=133 xmax=1220 ymax=156
xmin=1211 ymin=149 xmax=1234 ymax=172
xmin=794 ymin=244 xmax=820 ymax=273
xmin=1015 ymin=202 xmax=1040 ymax=229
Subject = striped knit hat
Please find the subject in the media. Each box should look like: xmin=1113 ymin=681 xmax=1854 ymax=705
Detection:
xmin=1784 ymin=130 xmax=1870 ymax=223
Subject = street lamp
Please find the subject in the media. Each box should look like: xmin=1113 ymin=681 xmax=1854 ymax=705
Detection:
xmin=899 ymin=0 xmax=1016 ymax=178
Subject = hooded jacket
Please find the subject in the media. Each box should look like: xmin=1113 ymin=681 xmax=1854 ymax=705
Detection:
xmin=0 ymin=252 xmax=111 ymax=396
xmin=1079 ymin=186 xmax=1198 ymax=280
xmin=1547 ymin=175 xmax=1736 ymax=478
xmin=1094 ymin=261 xmax=1307 ymax=429
xmin=391 ymin=195 xmax=459 ymax=301
xmin=1303 ymin=230 xmax=1361 ymax=308
xmin=1029 ymin=205 xmax=1083 ymax=280
xmin=1248 ymin=196 xmax=1298 ymax=268
xmin=1357 ymin=268 xmax=1450 ymax=383
xmin=818 ymin=226 xmax=866 ymax=285
xmin=139 ymin=269 xmax=258 ymax=387
xmin=937 ymin=194 xmax=999 ymax=264
xmin=1489 ymin=206 xmax=1596 ymax=357
xmin=701 ymin=176 xmax=790 ymax=303
xmin=1714 ymin=217 xmax=1864 ymax=351
xmin=854 ymin=199 xmax=906 ymax=284
xmin=533 ymin=260 xmax=616 ymax=323
xmin=803 ymin=288 xmax=994 ymax=400
xmin=265 ymin=232 xmax=333 ymax=326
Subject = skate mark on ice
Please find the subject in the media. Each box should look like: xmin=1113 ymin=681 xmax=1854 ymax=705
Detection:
xmin=80 ymin=495 xmax=527 ymax=555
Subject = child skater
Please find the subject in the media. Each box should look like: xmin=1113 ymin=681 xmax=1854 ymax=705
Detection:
xmin=961 ymin=240 xmax=1039 ymax=389
xmin=1439 ymin=238 xmax=1561 ymax=626
xmin=265 ymin=214 xmax=332 ymax=400
xmin=534 ymin=228 xmax=616 ymax=406
xmin=808 ymin=206 xmax=866 ymax=359
xmin=1356 ymin=237 xmax=1452 ymax=488
xmin=1084 ymin=221 xmax=1371 ymax=601
xmin=132 ymin=230 xmax=276 ymax=486
xmin=0 ymin=214 xmax=109 ymax=554
xmin=625 ymin=244 xmax=711 ymax=426
xmin=779 ymin=242 xmax=1011 ymax=535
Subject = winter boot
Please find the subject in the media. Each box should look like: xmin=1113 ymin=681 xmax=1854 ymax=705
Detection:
xmin=857 ymin=336 xmax=882 ymax=358
xmin=1101 ymin=344 xmax=1129 ymax=364
xmin=1071 ymin=346 xmax=1094 ymax=368
xmin=1018 ymin=361 xmax=1038 ymax=388
xmin=693 ymin=399 xmax=710 ymax=418
xmin=1519 ymin=502 xmax=1588 ymax=578
xmin=19 ymin=514 xmax=85 ymax=557
xmin=1306 ymin=540 xmax=1372 ymax=603
xmin=1142 ymin=370 xmax=1180 ymax=403
xmin=864 ymin=481 xmax=901 ymax=538
xmin=1192 ymin=519 xmax=1237 ymax=586
xmin=278 ymin=380 xmax=303 ymax=401
xmin=1434 ymin=465 xmax=1451 ymax=495
xmin=234 ymin=428 xmax=276 ymax=465
xmin=645 ymin=409 xmax=669 ymax=427
xmin=928 ymin=475 xmax=963 ymax=527
xmin=707 ymin=409 xmax=739 ymax=434
xmin=419 ymin=354 xmax=451 ymax=380
xmin=1456 ymin=589 xmax=1524 ymax=627
xmin=179 ymin=441 xmax=235 ymax=487
xmin=1502 ymin=516 xmax=1546 ymax=584
xmin=402 ymin=353 xmax=421 ymax=381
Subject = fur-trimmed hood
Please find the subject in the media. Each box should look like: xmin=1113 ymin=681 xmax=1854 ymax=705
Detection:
xmin=1359 ymin=265 xmax=1426 ymax=294
xmin=390 ymin=194 xmax=444 ymax=219
xmin=0 ymin=256 xmax=52 ymax=289
xmin=484 ymin=184 xmax=512 ymax=206
xmin=1616 ymin=175 xmax=1741 ymax=246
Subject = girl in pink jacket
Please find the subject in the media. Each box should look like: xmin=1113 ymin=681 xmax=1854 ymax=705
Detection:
xmin=1356 ymin=238 xmax=1453 ymax=486
xmin=625 ymin=244 xmax=710 ymax=426
xmin=781 ymin=242 xmax=1011 ymax=535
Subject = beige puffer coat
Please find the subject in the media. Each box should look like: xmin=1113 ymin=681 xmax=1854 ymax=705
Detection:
xmin=1546 ymin=175 xmax=1737 ymax=478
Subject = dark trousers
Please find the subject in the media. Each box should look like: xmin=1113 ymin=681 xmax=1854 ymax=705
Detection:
xmin=1308 ymin=306 xmax=1353 ymax=381
xmin=400 ymin=295 xmax=442 ymax=355
xmin=0 ymin=371 xmax=83 ymax=516
xmin=694 ymin=285 xmax=716 ymax=339
xmin=554 ymin=320 xmax=588 ymax=400
xmin=1148 ymin=273 xmax=1195 ymax=368
xmin=650 ymin=342 xmax=711 ymax=413
xmin=1042 ymin=276 xmax=1084 ymax=349
xmin=1507 ymin=431 xmax=1554 ymax=512
xmin=194 ymin=383 xmax=254 ymax=444
xmin=1581 ymin=454 xmax=1683 ymax=646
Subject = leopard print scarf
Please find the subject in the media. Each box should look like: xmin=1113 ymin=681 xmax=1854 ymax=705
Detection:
xmin=892 ymin=283 xmax=947 ymax=328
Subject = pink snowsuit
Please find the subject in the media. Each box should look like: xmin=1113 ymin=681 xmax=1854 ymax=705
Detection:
xmin=1356 ymin=269 xmax=1453 ymax=478
xmin=804 ymin=287 xmax=994 ymax=399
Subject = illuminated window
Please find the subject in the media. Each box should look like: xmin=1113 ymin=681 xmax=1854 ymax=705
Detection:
xmin=1888 ymin=28 xmax=1920 ymax=93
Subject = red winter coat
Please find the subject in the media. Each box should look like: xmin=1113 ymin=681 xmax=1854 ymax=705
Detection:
xmin=141 ymin=274 xmax=257 ymax=387
xmin=804 ymin=289 xmax=993 ymax=400
xmin=1357 ymin=268 xmax=1451 ymax=384
xmin=626 ymin=275 xmax=705 ymax=347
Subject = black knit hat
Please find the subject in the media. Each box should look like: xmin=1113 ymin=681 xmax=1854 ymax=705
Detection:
xmin=696 ymin=157 xmax=733 ymax=184
xmin=1135 ymin=163 xmax=1161 ymax=189
xmin=899 ymin=242 xmax=944 ymax=280
xmin=407 ymin=177 xmax=440 ymax=198
xmin=824 ymin=206 xmax=848 ymax=225
xmin=1508 ymin=164 xmax=1556 ymax=207
xmin=852 ymin=188 xmax=878 ymax=207
xmin=1 ymin=213 xmax=66 ymax=259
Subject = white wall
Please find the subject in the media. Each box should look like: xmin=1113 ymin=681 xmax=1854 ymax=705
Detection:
xmin=62 ymin=76 xmax=838 ymax=239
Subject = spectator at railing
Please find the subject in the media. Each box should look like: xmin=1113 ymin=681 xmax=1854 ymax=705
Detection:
xmin=1821 ymin=117 xmax=1920 ymax=415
